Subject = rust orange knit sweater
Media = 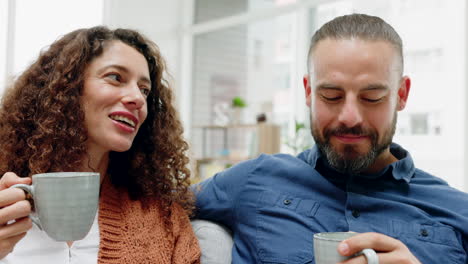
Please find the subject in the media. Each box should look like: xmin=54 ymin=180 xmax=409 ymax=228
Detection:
xmin=97 ymin=178 xmax=201 ymax=264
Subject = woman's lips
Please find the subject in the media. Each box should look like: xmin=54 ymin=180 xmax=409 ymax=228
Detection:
xmin=108 ymin=111 xmax=139 ymax=133
xmin=111 ymin=119 xmax=136 ymax=133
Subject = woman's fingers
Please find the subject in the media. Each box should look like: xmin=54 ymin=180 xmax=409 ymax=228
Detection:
xmin=0 ymin=174 xmax=33 ymax=259
xmin=0 ymin=172 xmax=31 ymax=190
xmin=0 ymin=217 xmax=32 ymax=240
xmin=0 ymin=201 xmax=31 ymax=225
xmin=0 ymin=231 xmax=28 ymax=259
xmin=0 ymin=188 xmax=27 ymax=208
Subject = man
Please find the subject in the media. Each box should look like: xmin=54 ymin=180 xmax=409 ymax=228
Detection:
xmin=194 ymin=14 xmax=468 ymax=263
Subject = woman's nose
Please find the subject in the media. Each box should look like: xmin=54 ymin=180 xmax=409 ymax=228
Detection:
xmin=122 ymin=83 xmax=146 ymax=109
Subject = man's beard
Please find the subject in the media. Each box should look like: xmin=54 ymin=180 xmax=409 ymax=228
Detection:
xmin=311 ymin=111 xmax=397 ymax=175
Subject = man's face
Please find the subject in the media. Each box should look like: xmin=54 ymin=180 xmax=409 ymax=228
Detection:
xmin=304 ymin=38 xmax=410 ymax=174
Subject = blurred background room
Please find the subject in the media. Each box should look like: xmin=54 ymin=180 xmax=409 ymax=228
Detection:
xmin=1 ymin=0 xmax=467 ymax=190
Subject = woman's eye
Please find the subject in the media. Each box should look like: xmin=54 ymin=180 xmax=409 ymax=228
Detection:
xmin=140 ymin=87 xmax=150 ymax=97
xmin=106 ymin=73 xmax=121 ymax=82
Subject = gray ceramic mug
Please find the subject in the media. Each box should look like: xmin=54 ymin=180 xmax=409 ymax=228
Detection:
xmin=11 ymin=172 xmax=100 ymax=241
xmin=314 ymin=232 xmax=379 ymax=264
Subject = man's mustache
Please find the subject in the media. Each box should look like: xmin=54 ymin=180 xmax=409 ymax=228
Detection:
xmin=325 ymin=125 xmax=375 ymax=139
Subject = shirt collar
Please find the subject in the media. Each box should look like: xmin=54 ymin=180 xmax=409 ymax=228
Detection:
xmin=297 ymin=142 xmax=416 ymax=183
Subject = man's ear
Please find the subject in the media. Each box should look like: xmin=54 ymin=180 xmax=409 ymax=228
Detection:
xmin=397 ymin=76 xmax=411 ymax=111
xmin=304 ymin=74 xmax=312 ymax=107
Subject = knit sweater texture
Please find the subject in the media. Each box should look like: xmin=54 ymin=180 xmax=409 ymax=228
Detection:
xmin=97 ymin=178 xmax=201 ymax=264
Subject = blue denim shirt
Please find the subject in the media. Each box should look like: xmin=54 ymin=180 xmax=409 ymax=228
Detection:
xmin=194 ymin=143 xmax=468 ymax=263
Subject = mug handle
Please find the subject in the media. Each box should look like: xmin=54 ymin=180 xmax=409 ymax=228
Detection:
xmin=356 ymin=248 xmax=379 ymax=264
xmin=10 ymin=184 xmax=43 ymax=230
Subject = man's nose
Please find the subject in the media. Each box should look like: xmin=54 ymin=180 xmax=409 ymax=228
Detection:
xmin=337 ymin=98 xmax=363 ymax=128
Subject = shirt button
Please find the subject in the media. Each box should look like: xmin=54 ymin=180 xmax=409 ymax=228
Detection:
xmin=283 ymin=199 xmax=292 ymax=205
xmin=420 ymin=229 xmax=429 ymax=237
xmin=352 ymin=210 xmax=360 ymax=218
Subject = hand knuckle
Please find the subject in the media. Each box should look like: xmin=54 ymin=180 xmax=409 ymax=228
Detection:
xmin=368 ymin=232 xmax=381 ymax=242
xmin=393 ymin=254 xmax=411 ymax=264
xmin=3 ymin=172 xmax=14 ymax=178
xmin=25 ymin=218 xmax=33 ymax=229
xmin=12 ymin=188 xmax=26 ymax=199
xmin=17 ymin=201 xmax=32 ymax=214
xmin=0 ymin=240 xmax=13 ymax=251
xmin=1 ymin=172 xmax=15 ymax=182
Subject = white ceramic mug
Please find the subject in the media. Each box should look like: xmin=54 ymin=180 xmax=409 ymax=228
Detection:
xmin=314 ymin=232 xmax=379 ymax=264
xmin=11 ymin=172 xmax=100 ymax=241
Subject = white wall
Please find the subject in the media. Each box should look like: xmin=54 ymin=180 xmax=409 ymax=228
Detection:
xmin=0 ymin=1 xmax=9 ymax=94
xmin=1 ymin=0 xmax=104 ymax=96
xmin=13 ymin=0 xmax=103 ymax=76
xmin=104 ymin=0 xmax=184 ymax=102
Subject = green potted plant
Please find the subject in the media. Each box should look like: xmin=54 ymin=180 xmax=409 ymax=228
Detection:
xmin=231 ymin=96 xmax=247 ymax=124
xmin=232 ymin=96 xmax=247 ymax=108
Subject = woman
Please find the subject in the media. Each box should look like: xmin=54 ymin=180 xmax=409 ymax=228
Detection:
xmin=0 ymin=26 xmax=200 ymax=263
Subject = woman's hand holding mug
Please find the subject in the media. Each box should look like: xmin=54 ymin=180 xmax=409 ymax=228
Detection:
xmin=0 ymin=172 xmax=32 ymax=259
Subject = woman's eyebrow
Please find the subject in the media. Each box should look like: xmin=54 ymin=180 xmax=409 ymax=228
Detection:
xmin=99 ymin=64 xmax=151 ymax=84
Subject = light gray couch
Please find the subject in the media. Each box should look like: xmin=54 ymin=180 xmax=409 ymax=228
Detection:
xmin=191 ymin=220 xmax=234 ymax=264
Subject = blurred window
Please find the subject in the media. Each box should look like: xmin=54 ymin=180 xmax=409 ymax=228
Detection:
xmin=190 ymin=0 xmax=466 ymax=189
xmin=12 ymin=0 xmax=103 ymax=75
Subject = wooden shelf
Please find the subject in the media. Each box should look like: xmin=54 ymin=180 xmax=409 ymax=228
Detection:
xmin=193 ymin=124 xmax=259 ymax=129
xmin=194 ymin=123 xmax=281 ymax=158
xmin=193 ymin=123 xmax=281 ymax=180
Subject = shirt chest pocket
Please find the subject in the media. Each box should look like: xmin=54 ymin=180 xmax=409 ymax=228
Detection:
xmin=392 ymin=220 xmax=466 ymax=264
xmin=256 ymin=191 xmax=320 ymax=264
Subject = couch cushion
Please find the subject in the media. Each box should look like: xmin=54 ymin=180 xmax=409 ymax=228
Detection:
xmin=191 ymin=220 xmax=233 ymax=264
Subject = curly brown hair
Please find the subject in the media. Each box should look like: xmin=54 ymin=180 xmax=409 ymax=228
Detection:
xmin=0 ymin=26 xmax=193 ymax=215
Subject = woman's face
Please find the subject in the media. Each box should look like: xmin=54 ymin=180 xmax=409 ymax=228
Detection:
xmin=82 ymin=41 xmax=151 ymax=156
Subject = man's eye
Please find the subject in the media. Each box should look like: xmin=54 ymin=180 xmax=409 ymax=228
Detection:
xmin=362 ymin=98 xmax=382 ymax=103
xmin=321 ymin=95 xmax=342 ymax=101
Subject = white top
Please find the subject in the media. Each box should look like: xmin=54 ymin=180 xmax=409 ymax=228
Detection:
xmin=1 ymin=214 xmax=99 ymax=264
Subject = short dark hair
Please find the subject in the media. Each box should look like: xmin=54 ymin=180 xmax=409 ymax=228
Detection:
xmin=308 ymin=13 xmax=403 ymax=75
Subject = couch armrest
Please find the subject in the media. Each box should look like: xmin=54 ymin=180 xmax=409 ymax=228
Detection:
xmin=191 ymin=220 xmax=233 ymax=264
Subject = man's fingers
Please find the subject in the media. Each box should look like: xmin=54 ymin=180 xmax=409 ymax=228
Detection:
xmin=340 ymin=251 xmax=417 ymax=264
xmin=338 ymin=233 xmax=421 ymax=264
xmin=340 ymin=251 xmax=389 ymax=264
xmin=339 ymin=254 xmax=368 ymax=264
xmin=377 ymin=251 xmax=421 ymax=264
xmin=339 ymin=232 xmax=400 ymax=256
xmin=0 ymin=172 xmax=30 ymax=190
xmin=0 ymin=201 xmax=31 ymax=225
xmin=0 ymin=217 xmax=32 ymax=240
